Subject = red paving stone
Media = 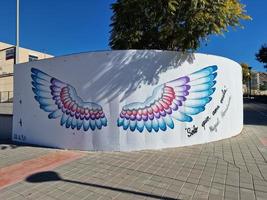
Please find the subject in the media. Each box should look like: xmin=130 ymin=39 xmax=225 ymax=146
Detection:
xmin=0 ymin=150 xmax=85 ymax=190
xmin=260 ymin=137 xmax=267 ymax=146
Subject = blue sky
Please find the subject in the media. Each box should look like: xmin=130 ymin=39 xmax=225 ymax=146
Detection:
xmin=0 ymin=0 xmax=266 ymax=71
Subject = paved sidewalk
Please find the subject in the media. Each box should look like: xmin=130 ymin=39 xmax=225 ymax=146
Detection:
xmin=0 ymin=101 xmax=266 ymax=200
xmin=0 ymin=144 xmax=52 ymax=168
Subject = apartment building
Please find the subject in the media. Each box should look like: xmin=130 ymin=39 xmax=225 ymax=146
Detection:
xmin=0 ymin=42 xmax=53 ymax=103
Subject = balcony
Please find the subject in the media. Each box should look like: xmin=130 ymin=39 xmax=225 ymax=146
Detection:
xmin=0 ymin=91 xmax=13 ymax=115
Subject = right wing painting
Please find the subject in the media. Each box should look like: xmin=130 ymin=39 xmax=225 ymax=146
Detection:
xmin=117 ymin=65 xmax=218 ymax=132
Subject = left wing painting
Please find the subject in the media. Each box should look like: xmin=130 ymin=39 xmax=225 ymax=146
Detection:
xmin=31 ymin=68 xmax=107 ymax=131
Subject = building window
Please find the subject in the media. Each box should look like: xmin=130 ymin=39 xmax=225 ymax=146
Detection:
xmin=6 ymin=48 xmax=15 ymax=60
xmin=29 ymin=55 xmax=38 ymax=62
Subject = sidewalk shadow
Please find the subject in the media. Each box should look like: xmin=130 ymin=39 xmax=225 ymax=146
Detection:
xmin=26 ymin=171 xmax=180 ymax=200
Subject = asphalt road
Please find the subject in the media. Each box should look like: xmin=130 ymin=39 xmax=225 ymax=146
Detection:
xmin=244 ymin=99 xmax=267 ymax=126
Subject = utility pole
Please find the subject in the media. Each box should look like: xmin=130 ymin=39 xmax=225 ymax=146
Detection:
xmin=16 ymin=0 xmax=20 ymax=64
xmin=248 ymin=67 xmax=252 ymax=98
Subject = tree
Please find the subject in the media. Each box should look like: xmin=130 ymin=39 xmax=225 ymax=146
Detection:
xmin=241 ymin=63 xmax=251 ymax=95
xmin=256 ymin=44 xmax=267 ymax=69
xmin=109 ymin=0 xmax=251 ymax=51
xmin=260 ymin=84 xmax=267 ymax=91
xmin=240 ymin=63 xmax=251 ymax=84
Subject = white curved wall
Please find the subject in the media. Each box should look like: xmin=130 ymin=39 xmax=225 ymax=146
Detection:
xmin=12 ymin=50 xmax=243 ymax=151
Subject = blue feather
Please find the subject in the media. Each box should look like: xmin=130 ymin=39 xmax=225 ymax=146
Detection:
xmin=190 ymin=81 xmax=216 ymax=92
xmin=158 ymin=118 xmax=167 ymax=131
xmin=32 ymin=88 xmax=51 ymax=98
xmin=123 ymin=119 xmax=130 ymax=130
xmin=164 ymin=115 xmax=174 ymax=129
xmin=90 ymin=120 xmax=96 ymax=130
xmin=48 ymin=109 xmax=62 ymax=119
xmin=83 ymin=120 xmax=90 ymax=131
xmin=77 ymin=119 xmax=83 ymax=130
xmin=96 ymin=119 xmax=102 ymax=129
xmin=136 ymin=120 xmax=144 ymax=132
xmin=31 ymin=68 xmax=51 ymax=81
xmin=172 ymin=111 xmax=192 ymax=122
xmin=31 ymin=77 xmax=50 ymax=86
xmin=101 ymin=117 xmax=107 ymax=126
xmin=184 ymin=97 xmax=212 ymax=107
xmin=144 ymin=120 xmax=152 ymax=132
xmin=129 ymin=120 xmax=137 ymax=131
xmin=152 ymin=118 xmax=159 ymax=132
xmin=66 ymin=116 xmax=72 ymax=128
xmin=71 ymin=118 xmax=77 ymax=129
xmin=35 ymin=96 xmax=54 ymax=105
xmin=60 ymin=113 xmax=69 ymax=125
xmin=40 ymin=104 xmax=57 ymax=112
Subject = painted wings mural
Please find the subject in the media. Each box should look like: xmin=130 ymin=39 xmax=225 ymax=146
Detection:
xmin=117 ymin=65 xmax=218 ymax=132
xmin=31 ymin=68 xmax=107 ymax=131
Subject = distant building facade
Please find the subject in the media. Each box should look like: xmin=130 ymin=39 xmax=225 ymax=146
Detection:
xmin=250 ymin=70 xmax=267 ymax=90
xmin=258 ymin=72 xmax=267 ymax=90
xmin=244 ymin=70 xmax=267 ymax=95
xmin=0 ymin=42 xmax=53 ymax=102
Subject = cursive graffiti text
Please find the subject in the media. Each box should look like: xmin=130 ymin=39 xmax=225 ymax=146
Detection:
xmin=202 ymin=116 xmax=211 ymax=130
xmin=212 ymin=105 xmax=220 ymax=116
xmin=220 ymin=88 xmax=227 ymax=103
xmin=221 ymin=96 xmax=231 ymax=117
xmin=185 ymin=125 xmax=198 ymax=137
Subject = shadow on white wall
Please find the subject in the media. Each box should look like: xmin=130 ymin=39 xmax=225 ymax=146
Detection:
xmin=82 ymin=50 xmax=195 ymax=102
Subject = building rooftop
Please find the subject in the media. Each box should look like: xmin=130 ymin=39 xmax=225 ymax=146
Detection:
xmin=0 ymin=41 xmax=53 ymax=57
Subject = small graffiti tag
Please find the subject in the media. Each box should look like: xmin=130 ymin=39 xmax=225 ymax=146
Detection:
xmin=185 ymin=125 xmax=198 ymax=137
xmin=13 ymin=134 xmax=26 ymax=141
xmin=19 ymin=118 xmax=22 ymax=127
